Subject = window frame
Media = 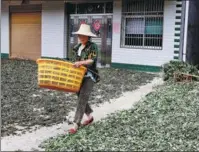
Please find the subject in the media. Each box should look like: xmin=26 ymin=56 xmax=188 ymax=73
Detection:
xmin=120 ymin=0 xmax=165 ymax=50
xmin=69 ymin=2 xmax=113 ymax=14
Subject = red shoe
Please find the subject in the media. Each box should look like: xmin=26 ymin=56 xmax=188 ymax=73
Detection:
xmin=68 ymin=128 xmax=77 ymax=134
xmin=82 ymin=117 xmax=94 ymax=126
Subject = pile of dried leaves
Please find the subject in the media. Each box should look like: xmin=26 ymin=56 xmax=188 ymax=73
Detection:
xmin=1 ymin=59 xmax=155 ymax=136
xmin=42 ymin=82 xmax=199 ymax=151
xmin=163 ymin=60 xmax=199 ymax=81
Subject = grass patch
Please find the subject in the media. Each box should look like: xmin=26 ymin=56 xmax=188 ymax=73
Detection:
xmin=42 ymin=82 xmax=199 ymax=151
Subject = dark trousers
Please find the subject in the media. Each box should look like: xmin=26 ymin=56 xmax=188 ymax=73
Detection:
xmin=74 ymin=77 xmax=94 ymax=125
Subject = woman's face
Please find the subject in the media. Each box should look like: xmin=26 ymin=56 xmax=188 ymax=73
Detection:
xmin=78 ymin=35 xmax=89 ymax=45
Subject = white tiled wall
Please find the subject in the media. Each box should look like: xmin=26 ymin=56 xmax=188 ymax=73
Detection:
xmin=41 ymin=1 xmax=65 ymax=58
xmin=1 ymin=2 xmax=9 ymax=54
xmin=1 ymin=0 xmax=177 ymax=64
xmin=112 ymin=0 xmax=176 ymax=66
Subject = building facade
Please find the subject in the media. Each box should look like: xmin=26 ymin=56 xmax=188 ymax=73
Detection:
xmin=1 ymin=0 xmax=190 ymax=71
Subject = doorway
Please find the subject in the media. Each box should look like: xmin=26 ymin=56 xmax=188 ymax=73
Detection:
xmin=66 ymin=2 xmax=113 ymax=66
xmin=9 ymin=5 xmax=42 ymax=60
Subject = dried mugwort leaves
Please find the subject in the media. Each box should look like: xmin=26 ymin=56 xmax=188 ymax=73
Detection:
xmin=42 ymin=82 xmax=199 ymax=151
xmin=1 ymin=59 xmax=155 ymax=136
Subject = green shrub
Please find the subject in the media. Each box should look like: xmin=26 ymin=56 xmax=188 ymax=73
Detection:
xmin=162 ymin=60 xmax=199 ymax=81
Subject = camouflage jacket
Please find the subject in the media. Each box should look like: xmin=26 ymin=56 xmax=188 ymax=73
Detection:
xmin=71 ymin=41 xmax=99 ymax=82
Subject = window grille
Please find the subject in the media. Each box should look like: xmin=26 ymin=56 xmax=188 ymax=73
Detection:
xmin=68 ymin=2 xmax=113 ymax=14
xmin=121 ymin=0 xmax=164 ymax=49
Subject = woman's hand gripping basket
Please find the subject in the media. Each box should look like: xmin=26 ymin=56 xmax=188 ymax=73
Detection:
xmin=36 ymin=59 xmax=87 ymax=93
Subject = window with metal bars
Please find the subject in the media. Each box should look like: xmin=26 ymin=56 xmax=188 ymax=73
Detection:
xmin=121 ymin=0 xmax=164 ymax=49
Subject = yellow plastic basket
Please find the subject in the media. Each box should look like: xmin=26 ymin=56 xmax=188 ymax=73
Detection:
xmin=36 ymin=58 xmax=87 ymax=93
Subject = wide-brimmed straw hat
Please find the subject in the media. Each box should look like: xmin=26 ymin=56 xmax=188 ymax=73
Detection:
xmin=73 ymin=24 xmax=97 ymax=37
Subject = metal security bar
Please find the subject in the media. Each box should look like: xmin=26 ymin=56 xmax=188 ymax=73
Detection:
xmin=68 ymin=2 xmax=113 ymax=14
xmin=121 ymin=0 xmax=164 ymax=49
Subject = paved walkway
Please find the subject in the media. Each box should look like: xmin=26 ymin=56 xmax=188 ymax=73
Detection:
xmin=1 ymin=77 xmax=163 ymax=151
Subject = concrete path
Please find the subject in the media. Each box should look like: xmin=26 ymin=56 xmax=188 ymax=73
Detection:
xmin=1 ymin=77 xmax=163 ymax=151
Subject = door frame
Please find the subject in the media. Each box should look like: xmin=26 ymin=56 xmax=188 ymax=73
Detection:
xmin=9 ymin=4 xmax=42 ymax=59
xmin=65 ymin=2 xmax=113 ymax=66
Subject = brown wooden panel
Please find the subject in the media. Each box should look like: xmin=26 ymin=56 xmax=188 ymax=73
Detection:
xmin=10 ymin=4 xmax=42 ymax=13
xmin=10 ymin=12 xmax=41 ymax=60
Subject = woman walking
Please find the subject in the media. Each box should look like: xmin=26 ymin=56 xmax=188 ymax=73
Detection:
xmin=68 ymin=24 xmax=99 ymax=134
